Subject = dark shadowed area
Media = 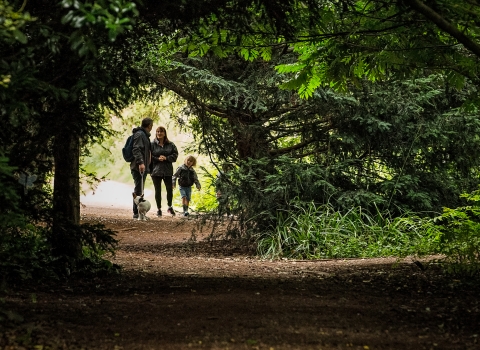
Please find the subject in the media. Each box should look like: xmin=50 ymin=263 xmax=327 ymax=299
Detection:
xmin=1 ymin=206 xmax=479 ymax=350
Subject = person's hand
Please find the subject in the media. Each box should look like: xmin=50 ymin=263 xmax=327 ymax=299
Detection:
xmin=196 ymin=185 xmax=201 ymax=191
xmin=139 ymin=164 xmax=146 ymax=173
xmin=159 ymin=155 xmax=166 ymax=161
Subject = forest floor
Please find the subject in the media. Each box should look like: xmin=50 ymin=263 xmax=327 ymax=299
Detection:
xmin=1 ymin=205 xmax=480 ymax=350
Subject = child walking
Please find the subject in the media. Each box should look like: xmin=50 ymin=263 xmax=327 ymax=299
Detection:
xmin=172 ymin=155 xmax=201 ymax=216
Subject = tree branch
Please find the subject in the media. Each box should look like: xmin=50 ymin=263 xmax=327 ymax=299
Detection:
xmin=404 ymin=0 xmax=480 ymax=58
xmin=152 ymin=74 xmax=232 ymax=118
xmin=268 ymin=138 xmax=327 ymax=156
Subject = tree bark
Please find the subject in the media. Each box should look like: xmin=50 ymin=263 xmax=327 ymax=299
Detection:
xmin=51 ymin=130 xmax=82 ymax=259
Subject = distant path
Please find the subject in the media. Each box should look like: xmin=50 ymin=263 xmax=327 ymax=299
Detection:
xmin=81 ymin=180 xmax=153 ymax=209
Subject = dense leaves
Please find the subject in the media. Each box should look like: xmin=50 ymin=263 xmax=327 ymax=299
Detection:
xmin=143 ymin=49 xmax=480 ymax=215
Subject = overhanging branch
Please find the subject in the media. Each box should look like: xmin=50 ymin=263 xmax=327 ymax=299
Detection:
xmin=268 ymin=139 xmax=327 ymax=156
xmin=405 ymin=0 xmax=480 ymax=59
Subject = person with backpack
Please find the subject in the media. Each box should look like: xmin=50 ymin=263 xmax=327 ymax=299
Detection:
xmin=150 ymin=126 xmax=178 ymax=217
xmin=129 ymin=118 xmax=153 ymax=219
xmin=172 ymin=155 xmax=201 ymax=217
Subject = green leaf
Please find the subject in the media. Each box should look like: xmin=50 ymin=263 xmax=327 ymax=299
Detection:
xmin=12 ymin=29 xmax=27 ymax=44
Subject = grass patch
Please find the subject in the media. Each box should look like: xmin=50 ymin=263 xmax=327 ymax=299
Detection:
xmin=257 ymin=201 xmax=438 ymax=260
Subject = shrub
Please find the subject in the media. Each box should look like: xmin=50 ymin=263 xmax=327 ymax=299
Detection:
xmin=433 ymin=189 xmax=480 ymax=276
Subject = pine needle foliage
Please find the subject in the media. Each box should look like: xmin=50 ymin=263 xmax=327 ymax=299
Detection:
xmin=142 ymin=44 xmax=480 ymax=237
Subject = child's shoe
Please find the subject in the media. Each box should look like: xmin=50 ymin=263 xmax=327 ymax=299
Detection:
xmin=183 ymin=212 xmax=189 ymax=217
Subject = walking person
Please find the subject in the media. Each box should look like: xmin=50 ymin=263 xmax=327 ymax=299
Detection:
xmin=150 ymin=126 xmax=178 ymax=217
xmin=130 ymin=117 xmax=153 ymax=219
xmin=172 ymin=155 xmax=201 ymax=217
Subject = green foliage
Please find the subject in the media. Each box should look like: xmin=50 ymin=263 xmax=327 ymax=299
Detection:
xmin=269 ymin=1 xmax=480 ymax=96
xmin=0 ymin=156 xmax=24 ymax=229
xmin=167 ymin=1 xmax=480 ymax=98
xmin=207 ymin=139 xmax=480 ymax=239
xmin=255 ymin=187 xmax=480 ymax=277
xmin=146 ymin=37 xmax=480 ymax=217
xmin=189 ymin=166 xmax=219 ymax=213
xmin=61 ymin=0 xmax=139 ymax=55
xmin=433 ymin=188 xmax=480 ymax=276
xmin=0 ymin=0 xmax=33 ymax=46
xmin=0 ymin=225 xmax=55 ymax=282
xmin=71 ymin=223 xmax=120 ymax=275
xmin=257 ymin=201 xmax=437 ymax=260
xmin=0 ymin=220 xmax=119 ymax=283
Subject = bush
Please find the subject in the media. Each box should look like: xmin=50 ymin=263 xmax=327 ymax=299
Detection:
xmin=0 ymin=225 xmax=55 ymax=282
xmin=0 ymin=222 xmax=120 ymax=285
xmin=433 ymin=189 xmax=480 ymax=276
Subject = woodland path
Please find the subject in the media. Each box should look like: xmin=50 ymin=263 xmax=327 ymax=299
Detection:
xmin=1 ymin=205 xmax=479 ymax=350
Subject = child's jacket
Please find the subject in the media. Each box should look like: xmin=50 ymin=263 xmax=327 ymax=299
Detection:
xmin=173 ymin=164 xmax=201 ymax=189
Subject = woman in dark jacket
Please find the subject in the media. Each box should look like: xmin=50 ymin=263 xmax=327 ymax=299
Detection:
xmin=150 ymin=126 xmax=178 ymax=216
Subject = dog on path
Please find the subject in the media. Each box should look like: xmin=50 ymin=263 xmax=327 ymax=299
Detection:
xmin=132 ymin=193 xmax=151 ymax=221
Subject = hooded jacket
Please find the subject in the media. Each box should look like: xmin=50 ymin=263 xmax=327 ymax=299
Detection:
xmin=150 ymin=138 xmax=178 ymax=177
xmin=172 ymin=164 xmax=201 ymax=189
xmin=130 ymin=127 xmax=151 ymax=172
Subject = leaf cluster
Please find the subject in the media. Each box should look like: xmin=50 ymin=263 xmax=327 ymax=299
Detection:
xmin=433 ymin=188 xmax=480 ymax=276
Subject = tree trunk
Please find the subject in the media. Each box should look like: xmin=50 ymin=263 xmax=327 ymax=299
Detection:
xmin=51 ymin=130 xmax=82 ymax=259
xmin=231 ymin=119 xmax=270 ymax=160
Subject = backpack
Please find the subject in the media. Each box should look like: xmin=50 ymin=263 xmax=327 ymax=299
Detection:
xmin=178 ymin=168 xmax=195 ymax=187
xmin=122 ymin=129 xmax=145 ymax=162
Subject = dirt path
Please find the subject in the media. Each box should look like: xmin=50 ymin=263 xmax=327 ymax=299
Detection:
xmin=1 ymin=205 xmax=479 ymax=350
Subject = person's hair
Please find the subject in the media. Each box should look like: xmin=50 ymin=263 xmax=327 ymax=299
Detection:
xmin=155 ymin=126 xmax=170 ymax=143
xmin=184 ymin=155 xmax=197 ymax=167
xmin=141 ymin=117 xmax=153 ymax=128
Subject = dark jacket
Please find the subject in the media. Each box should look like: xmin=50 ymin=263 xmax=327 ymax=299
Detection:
xmin=130 ymin=127 xmax=151 ymax=172
xmin=150 ymin=139 xmax=178 ymax=177
xmin=172 ymin=164 xmax=201 ymax=189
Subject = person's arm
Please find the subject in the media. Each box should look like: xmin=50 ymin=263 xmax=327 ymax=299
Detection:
xmin=193 ymin=169 xmax=201 ymax=190
xmin=132 ymin=131 xmax=146 ymax=172
xmin=167 ymin=143 xmax=178 ymax=163
xmin=151 ymin=142 xmax=160 ymax=163
xmin=172 ymin=167 xmax=180 ymax=187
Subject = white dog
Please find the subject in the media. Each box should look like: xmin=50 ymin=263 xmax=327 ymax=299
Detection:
xmin=132 ymin=193 xmax=151 ymax=221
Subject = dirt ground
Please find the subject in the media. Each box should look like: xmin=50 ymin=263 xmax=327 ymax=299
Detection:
xmin=1 ymin=205 xmax=480 ymax=350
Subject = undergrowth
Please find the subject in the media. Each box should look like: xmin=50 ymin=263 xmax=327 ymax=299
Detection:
xmin=257 ymin=201 xmax=438 ymax=260
xmin=257 ymin=199 xmax=480 ymax=277
xmin=0 ymin=222 xmax=120 ymax=287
